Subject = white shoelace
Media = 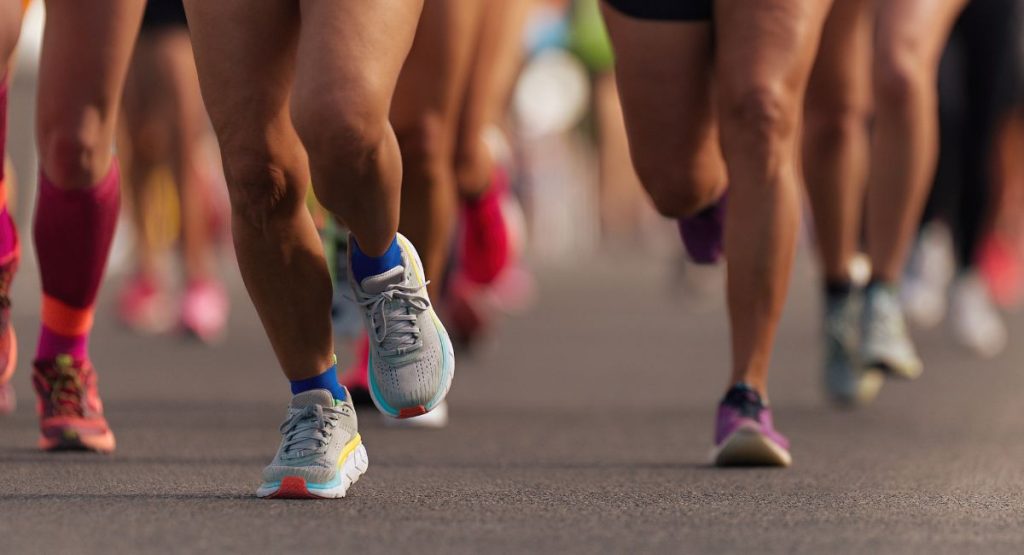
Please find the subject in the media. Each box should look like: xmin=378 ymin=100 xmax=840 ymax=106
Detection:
xmin=356 ymin=281 xmax=431 ymax=358
xmin=279 ymin=404 xmax=345 ymax=458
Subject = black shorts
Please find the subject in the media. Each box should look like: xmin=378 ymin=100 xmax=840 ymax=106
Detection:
xmin=141 ymin=0 xmax=188 ymax=31
xmin=603 ymin=0 xmax=712 ymax=21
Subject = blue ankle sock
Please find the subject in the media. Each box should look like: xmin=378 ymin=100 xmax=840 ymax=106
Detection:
xmin=290 ymin=364 xmax=347 ymax=401
xmin=351 ymin=236 xmax=402 ymax=283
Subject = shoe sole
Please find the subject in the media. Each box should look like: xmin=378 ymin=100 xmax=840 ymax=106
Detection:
xmin=39 ymin=429 xmax=116 ymax=454
xmin=828 ymin=369 xmax=886 ymax=408
xmin=366 ymin=234 xmax=455 ymax=420
xmin=711 ymin=428 xmax=792 ymax=467
xmin=257 ymin=443 xmax=369 ymax=499
xmin=382 ymin=401 xmax=449 ymax=429
xmin=863 ymin=357 xmax=922 ymax=381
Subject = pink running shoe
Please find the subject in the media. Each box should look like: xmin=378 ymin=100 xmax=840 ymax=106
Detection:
xmin=338 ymin=333 xmax=372 ymax=406
xmin=0 ymin=237 xmax=19 ymax=415
xmin=117 ymin=273 xmax=174 ymax=335
xmin=712 ymin=383 xmax=791 ymax=467
xmin=460 ymin=167 xmax=512 ymax=286
xmin=678 ymin=194 xmax=726 ymax=265
xmin=33 ymin=355 xmax=115 ymax=453
xmin=181 ymin=279 xmax=229 ymax=345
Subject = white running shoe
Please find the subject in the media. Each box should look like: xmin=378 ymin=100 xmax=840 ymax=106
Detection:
xmin=950 ymin=272 xmax=1007 ymax=359
xmin=257 ymin=389 xmax=368 ymax=499
xmin=901 ymin=223 xmax=954 ymax=328
xmin=349 ymin=233 xmax=454 ymax=419
xmin=382 ymin=400 xmax=449 ymax=429
xmin=862 ymin=283 xmax=923 ymax=380
xmin=823 ymin=291 xmax=883 ymax=406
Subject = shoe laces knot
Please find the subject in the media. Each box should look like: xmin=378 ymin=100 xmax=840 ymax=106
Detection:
xmin=280 ymin=403 xmax=346 ymax=458
xmin=357 ymin=281 xmax=431 ymax=358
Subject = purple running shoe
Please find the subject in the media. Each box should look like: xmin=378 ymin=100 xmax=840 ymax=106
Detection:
xmin=712 ymin=383 xmax=791 ymax=467
xmin=678 ymin=194 xmax=726 ymax=264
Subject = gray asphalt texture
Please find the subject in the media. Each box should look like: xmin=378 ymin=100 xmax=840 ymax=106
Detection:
xmin=1 ymin=249 xmax=1023 ymax=554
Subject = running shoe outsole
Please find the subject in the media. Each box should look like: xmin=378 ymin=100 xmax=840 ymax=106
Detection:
xmin=711 ymin=428 xmax=792 ymax=467
xmin=257 ymin=443 xmax=369 ymax=499
xmin=39 ymin=430 xmax=116 ymax=453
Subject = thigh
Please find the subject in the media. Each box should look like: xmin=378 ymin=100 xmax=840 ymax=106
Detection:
xmin=294 ymin=0 xmax=423 ymax=129
xmin=182 ymin=0 xmax=299 ymax=162
xmin=391 ymin=0 xmax=484 ymax=134
xmin=806 ymin=0 xmax=872 ymax=115
xmin=874 ymin=0 xmax=968 ymax=73
xmin=715 ymin=0 xmax=833 ymax=112
xmin=600 ymin=5 xmax=719 ymax=178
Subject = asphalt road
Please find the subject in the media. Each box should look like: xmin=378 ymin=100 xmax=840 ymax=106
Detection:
xmin=1 ymin=248 xmax=1023 ymax=554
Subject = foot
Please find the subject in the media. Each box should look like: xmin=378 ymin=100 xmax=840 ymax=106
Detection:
xmin=32 ymin=355 xmax=115 ymax=453
xmin=950 ymin=272 xmax=1007 ymax=359
xmin=181 ymin=279 xmax=229 ymax=345
xmin=862 ymin=283 xmax=923 ymax=380
xmin=678 ymin=194 xmax=726 ymax=265
xmin=348 ymin=233 xmax=455 ymax=419
xmin=823 ymin=290 xmax=883 ymax=407
xmin=117 ymin=273 xmax=174 ymax=335
xmin=901 ymin=223 xmax=954 ymax=328
xmin=712 ymin=383 xmax=791 ymax=467
xmin=256 ymin=389 xmax=368 ymax=499
xmin=460 ymin=167 xmax=512 ymax=286
xmin=0 ymin=245 xmax=19 ymax=415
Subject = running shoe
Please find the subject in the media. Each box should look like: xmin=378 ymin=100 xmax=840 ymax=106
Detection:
xmin=950 ymin=272 xmax=1007 ymax=359
xmin=256 ymin=389 xmax=368 ymax=501
xmin=978 ymin=233 xmax=1024 ymax=310
xmin=348 ymin=233 xmax=454 ymax=419
xmin=338 ymin=332 xmax=372 ymax=406
xmin=32 ymin=355 xmax=115 ymax=453
xmin=181 ymin=279 xmax=229 ymax=345
xmin=116 ymin=273 xmax=174 ymax=335
xmin=862 ymin=283 xmax=923 ymax=380
xmin=460 ymin=167 xmax=512 ymax=286
xmin=678 ymin=194 xmax=726 ymax=265
xmin=712 ymin=383 xmax=791 ymax=467
xmin=257 ymin=389 xmax=368 ymax=499
xmin=901 ymin=223 xmax=954 ymax=328
xmin=0 ymin=240 xmax=19 ymax=415
xmin=823 ymin=290 xmax=883 ymax=406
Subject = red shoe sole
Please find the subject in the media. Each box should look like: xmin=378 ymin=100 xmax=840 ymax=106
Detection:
xmin=266 ymin=476 xmax=320 ymax=500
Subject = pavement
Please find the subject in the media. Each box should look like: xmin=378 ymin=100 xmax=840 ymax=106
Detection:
xmin=1 ymin=248 xmax=1023 ymax=554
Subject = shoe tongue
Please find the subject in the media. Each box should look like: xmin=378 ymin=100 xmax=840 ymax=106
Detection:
xmin=290 ymin=389 xmax=335 ymax=409
xmin=360 ymin=266 xmax=405 ymax=295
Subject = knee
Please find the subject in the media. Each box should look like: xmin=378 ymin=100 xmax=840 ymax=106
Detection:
xmin=636 ymin=162 xmax=723 ymax=218
xmin=393 ymin=111 xmax=449 ymax=180
xmin=804 ymin=101 xmax=870 ymax=153
xmin=38 ymin=126 xmax=111 ymax=188
xmin=873 ymin=47 xmax=925 ymax=110
xmin=293 ymin=95 xmax=388 ymax=168
xmin=721 ymin=84 xmax=794 ymax=146
xmin=220 ymin=149 xmax=305 ymax=234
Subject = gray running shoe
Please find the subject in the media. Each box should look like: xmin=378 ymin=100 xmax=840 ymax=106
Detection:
xmin=824 ymin=291 xmax=883 ymax=406
xmin=349 ymin=233 xmax=454 ymax=419
xmin=257 ymin=389 xmax=368 ymax=499
xmin=861 ymin=283 xmax=923 ymax=380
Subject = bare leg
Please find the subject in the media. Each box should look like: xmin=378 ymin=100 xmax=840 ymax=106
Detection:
xmin=391 ymin=0 xmax=484 ymax=295
xmin=601 ymin=6 xmax=725 ymax=219
xmin=715 ymin=0 xmax=832 ymax=393
xmin=865 ymin=0 xmax=968 ymax=281
xmin=184 ymin=0 xmax=328 ymax=380
xmin=803 ymin=0 xmax=872 ymax=282
xmin=291 ymin=0 xmax=423 ymax=257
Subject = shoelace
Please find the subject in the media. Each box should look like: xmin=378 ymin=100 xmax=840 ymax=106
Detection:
xmin=355 ymin=281 xmax=431 ymax=358
xmin=279 ymin=404 xmax=347 ymax=458
xmin=43 ymin=358 xmax=88 ymax=417
xmin=723 ymin=386 xmax=764 ymax=420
